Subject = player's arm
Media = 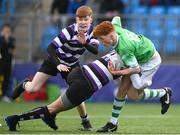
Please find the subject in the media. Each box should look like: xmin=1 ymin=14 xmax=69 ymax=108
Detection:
xmin=108 ymin=61 xmax=140 ymax=75
xmin=48 ymin=26 xmax=72 ymax=66
xmin=47 ymin=28 xmax=71 ymax=72
xmin=111 ymin=16 xmax=122 ymax=28
xmin=77 ymin=31 xmax=98 ymax=54
xmin=47 ymin=44 xmax=61 ymax=65
xmin=108 ymin=53 xmax=140 ymax=75
xmin=84 ymin=43 xmax=98 ymax=54
xmin=112 ymin=16 xmax=122 ymax=27
xmin=47 ymin=44 xmax=70 ymax=72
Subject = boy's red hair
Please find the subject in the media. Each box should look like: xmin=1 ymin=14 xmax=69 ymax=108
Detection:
xmin=76 ymin=6 xmax=92 ymax=18
xmin=93 ymin=21 xmax=114 ymax=37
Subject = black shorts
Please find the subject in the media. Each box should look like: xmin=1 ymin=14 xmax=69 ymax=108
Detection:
xmin=65 ymin=67 xmax=94 ymax=106
xmin=38 ymin=56 xmax=79 ymax=81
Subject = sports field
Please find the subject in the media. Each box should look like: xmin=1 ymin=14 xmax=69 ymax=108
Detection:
xmin=0 ymin=102 xmax=180 ymax=134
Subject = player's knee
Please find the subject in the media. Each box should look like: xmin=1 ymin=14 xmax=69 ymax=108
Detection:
xmin=127 ymin=93 xmax=139 ymax=101
xmin=132 ymin=81 xmax=152 ymax=90
xmin=26 ymin=84 xmax=40 ymax=92
xmin=132 ymin=83 xmax=144 ymax=90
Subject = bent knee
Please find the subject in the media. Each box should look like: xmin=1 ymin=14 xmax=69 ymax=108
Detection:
xmin=133 ymin=84 xmax=144 ymax=90
xmin=26 ymin=84 xmax=41 ymax=92
xmin=127 ymin=93 xmax=140 ymax=101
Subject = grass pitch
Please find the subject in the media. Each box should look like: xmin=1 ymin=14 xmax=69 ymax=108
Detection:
xmin=0 ymin=101 xmax=180 ymax=134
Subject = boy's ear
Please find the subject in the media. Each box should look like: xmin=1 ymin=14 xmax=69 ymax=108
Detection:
xmin=110 ymin=33 xmax=114 ymax=39
xmin=90 ymin=17 xmax=93 ymax=23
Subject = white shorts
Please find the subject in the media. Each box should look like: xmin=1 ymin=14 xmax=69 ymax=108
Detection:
xmin=140 ymin=51 xmax=161 ymax=84
xmin=130 ymin=51 xmax=161 ymax=89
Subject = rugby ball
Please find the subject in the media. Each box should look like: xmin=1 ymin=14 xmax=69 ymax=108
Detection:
xmin=109 ymin=52 xmax=125 ymax=70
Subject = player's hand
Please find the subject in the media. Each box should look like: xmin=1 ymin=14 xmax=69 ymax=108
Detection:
xmin=0 ymin=53 xmax=2 ymax=59
xmin=108 ymin=60 xmax=115 ymax=71
xmin=77 ymin=31 xmax=86 ymax=45
xmin=57 ymin=64 xmax=71 ymax=72
xmin=108 ymin=60 xmax=120 ymax=75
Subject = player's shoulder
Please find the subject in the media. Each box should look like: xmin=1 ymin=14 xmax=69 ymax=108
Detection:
xmin=61 ymin=23 xmax=76 ymax=39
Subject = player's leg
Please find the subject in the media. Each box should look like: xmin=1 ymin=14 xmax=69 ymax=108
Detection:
xmin=11 ymin=58 xmax=56 ymax=99
xmin=5 ymin=104 xmax=58 ymax=131
xmin=97 ymin=75 xmax=131 ymax=132
xmin=140 ymin=61 xmax=172 ymax=114
xmin=5 ymin=94 xmax=67 ymax=131
xmin=127 ymin=64 xmax=172 ymax=114
xmin=6 ymin=91 xmax=72 ymax=131
xmin=6 ymin=88 xmax=85 ymax=131
xmin=76 ymin=102 xmax=93 ymax=131
xmin=11 ymin=72 xmax=51 ymax=99
xmin=1 ymin=67 xmax=10 ymax=96
xmin=6 ymin=85 xmax=77 ymax=131
xmin=62 ymin=67 xmax=93 ymax=131
xmin=48 ymin=69 xmax=94 ymax=130
xmin=25 ymin=72 xmax=51 ymax=92
xmin=5 ymin=86 xmax=71 ymax=131
xmin=5 ymin=67 xmax=93 ymax=131
xmin=128 ymin=51 xmax=172 ymax=114
xmin=127 ymin=85 xmax=172 ymax=114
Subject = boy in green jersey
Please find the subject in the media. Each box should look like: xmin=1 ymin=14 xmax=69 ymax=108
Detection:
xmin=93 ymin=16 xmax=172 ymax=132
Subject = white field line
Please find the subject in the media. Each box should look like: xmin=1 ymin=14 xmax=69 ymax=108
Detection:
xmin=0 ymin=115 xmax=180 ymax=119
xmin=0 ymin=134 xmax=178 ymax=135
xmin=56 ymin=115 xmax=180 ymax=119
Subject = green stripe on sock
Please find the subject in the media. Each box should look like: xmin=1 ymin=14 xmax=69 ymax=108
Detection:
xmin=113 ymin=106 xmax=122 ymax=110
xmin=115 ymin=98 xmax=125 ymax=102
xmin=149 ymin=91 xmax=154 ymax=98
xmin=112 ymin=112 xmax=119 ymax=118
xmin=156 ymin=91 xmax=160 ymax=98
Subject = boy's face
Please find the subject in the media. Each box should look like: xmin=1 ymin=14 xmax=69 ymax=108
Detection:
xmin=2 ymin=26 xmax=12 ymax=37
xmin=76 ymin=16 xmax=92 ymax=32
xmin=98 ymin=32 xmax=116 ymax=47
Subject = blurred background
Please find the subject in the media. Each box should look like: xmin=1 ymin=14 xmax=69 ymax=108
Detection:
xmin=0 ymin=0 xmax=180 ymax=103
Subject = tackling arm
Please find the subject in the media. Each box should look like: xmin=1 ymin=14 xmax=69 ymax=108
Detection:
xmin=47 ymin=44 xmax=61 ymax=66
xmin=84 ymin=43 xmax=98 ymax=54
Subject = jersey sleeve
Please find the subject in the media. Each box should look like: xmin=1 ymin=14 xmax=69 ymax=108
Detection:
xmin=51 ymin=26 xmax=72 ymax=48
xmin=111 ymin=16 xmax=124 ymax=35
xmin=111 ymin=16 xmax=122 ymax=28
xmin=89 ymin=32 xmax=99 ymax=46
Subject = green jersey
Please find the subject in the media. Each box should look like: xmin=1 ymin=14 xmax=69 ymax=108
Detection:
xmin=112 ymin=16 xmax=155 ymax=68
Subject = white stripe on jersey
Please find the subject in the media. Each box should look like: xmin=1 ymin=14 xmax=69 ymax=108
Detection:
xmin=89 ymin=32 xmax=93 ymax=38
xmin=90 ymin=38 xmax=99 ymax=44
xmin=60 ymin=59 xmax=78 ymax=66
xmin=62 ymin=28 xmax=71 ymax=40
xmin=72 ymin=35 xmax=79 ymax=40
xmin=54 ymin=37 xmax=62 ymax=47
xmin=57 ymin=48 xmax=81 ymax=58
xmin=64 ymin=43 xmax=85 ymax=51
xmin=83 ymin=65 xmax=102 ymax=90
xmin=93 ymin=60 xmax=113 ymax=81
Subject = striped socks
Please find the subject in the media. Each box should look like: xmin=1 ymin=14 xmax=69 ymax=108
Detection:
xmin=141 ymin=88 xmax=166 ymax=101
xmin=17 ymin=106 xmax=49 ymax=121
xmin=110 ymin=98 xmax=126 ymax=125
